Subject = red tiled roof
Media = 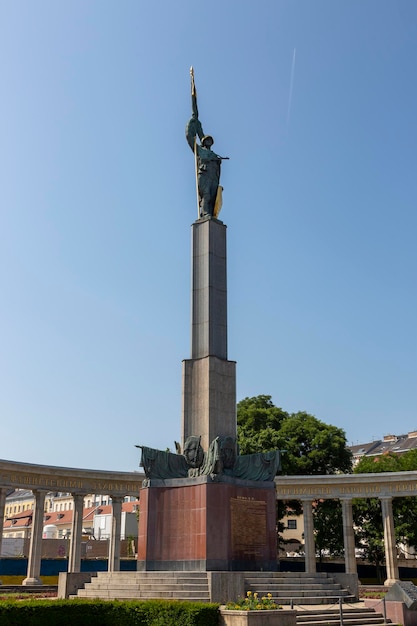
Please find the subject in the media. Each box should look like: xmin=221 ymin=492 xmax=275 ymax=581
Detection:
xmin=4 ymin=501 xmax=140 ymax=529
xmin=4 ymin=516 xmax=32 ymax=529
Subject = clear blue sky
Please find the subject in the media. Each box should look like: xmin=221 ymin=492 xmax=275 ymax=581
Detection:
xmin=1 ymin=1 xmax=416 ymax=471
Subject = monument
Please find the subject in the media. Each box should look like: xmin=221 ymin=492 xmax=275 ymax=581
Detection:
xmin=136 ymin=69 xmax=281 ymax=572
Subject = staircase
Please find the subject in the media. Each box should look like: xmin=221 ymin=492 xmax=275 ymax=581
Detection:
xmin=73 ymin=571 xmax=210 ymax=602
xmin=296 ymin=607 xmax=398 ymax=626
xmin=244 ymin=572 xmax=354 ymax=605
xmin=73 ymin=570 xmax=400 ymax=626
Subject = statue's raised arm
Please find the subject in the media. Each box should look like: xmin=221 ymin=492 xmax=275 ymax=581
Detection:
xmin=185 ymin=67 xmax=228 ymax=219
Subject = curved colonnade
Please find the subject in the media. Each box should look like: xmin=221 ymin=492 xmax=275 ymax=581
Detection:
xmin=0 ymin=459 xmax=144 ymax=584
xmin=276 ymin=471 xmax=417 ymax=585
xmin=1 ymin=459 xmax=417 ymax=585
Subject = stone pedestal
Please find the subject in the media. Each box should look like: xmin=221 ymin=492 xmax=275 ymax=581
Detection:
xmin=137 ymin=476 xmax=277 ymax=571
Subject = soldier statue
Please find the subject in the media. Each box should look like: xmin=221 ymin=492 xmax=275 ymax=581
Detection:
xmin=185 ymin=67 xmax=228 ymax=219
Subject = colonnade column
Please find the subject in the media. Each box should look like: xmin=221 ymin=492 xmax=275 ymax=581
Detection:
xmin=0 ymin=488 xmax=6 ymax=559
xmin=380 ymin=496 xmax=399 ymax=585
xmin=108 ymin=496 xmax=123 ymax=572
xmin=301 ymin=498 xmax=316 ymax=573
xmin=68 ymin=494 xmax=84 ymax=573
xmin=340 ymin=497 xmax=356 ymax=574
xmin=23 ymin=490 xmax=46 ymax=585
xmin=0 ymin=488 xmax=6 ymax=582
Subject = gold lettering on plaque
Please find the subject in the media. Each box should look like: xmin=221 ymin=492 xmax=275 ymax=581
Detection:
xmin=231 ymin=497 xmax=267 ymax=560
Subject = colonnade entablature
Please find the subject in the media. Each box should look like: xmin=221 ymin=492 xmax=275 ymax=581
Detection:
xmin=275 ymin=470 xmax=417 ymax=500
xmin=0 ymin=458 xmax=144 ymax=497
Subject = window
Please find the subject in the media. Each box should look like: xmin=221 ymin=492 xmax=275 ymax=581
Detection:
xmin=287 ymin=520 xmax=297 ymax=530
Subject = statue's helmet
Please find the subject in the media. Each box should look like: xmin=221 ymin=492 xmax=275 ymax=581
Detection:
xmin=201 ymin=135 xmax=214 ymax=146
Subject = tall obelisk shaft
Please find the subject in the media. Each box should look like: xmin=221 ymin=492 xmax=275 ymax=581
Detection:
xmin=182 ymin=217 xmax=236 ymax=451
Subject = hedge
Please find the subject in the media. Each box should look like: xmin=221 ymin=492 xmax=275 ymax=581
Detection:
xmin=0 ymin=599 xmax=220 ymax=626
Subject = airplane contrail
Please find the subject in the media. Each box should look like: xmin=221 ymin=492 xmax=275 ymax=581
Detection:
xmin=287 ymin=48 xmax=297 ymax=127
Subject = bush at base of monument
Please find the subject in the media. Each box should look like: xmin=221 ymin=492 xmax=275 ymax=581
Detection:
xmin=0 ymin=598 xmax=220 ymax=626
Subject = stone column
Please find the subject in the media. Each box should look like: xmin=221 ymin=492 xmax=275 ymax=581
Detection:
xmin=0 ymin=488 xmax=6 ymax=558
xmin=108 ymin=496 xmax=123 ymax=572
xmin=182 ymin=218 xmax=236 ymax=451
xmin=341 ymin=497 xmax=357 ymax=574
xmin=0 ymin=488 xmax=6 ymax=582
xmin=68 ymin=494 xmax=84 ymax=573
xmin=301 ymin=498 xmax=316 ymax=573
xmin=23 ymin=490 xmax=46 ymax=585
xmin=380 ymin=496 xmax=400 ymax=585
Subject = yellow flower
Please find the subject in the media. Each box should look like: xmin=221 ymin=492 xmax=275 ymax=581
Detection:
xmin=247 ymin=591 xmax=252 ymax=597
xmin=253 ymin=592 xmax=258 ymax=598
xmin=267 ymin=593 xmax=272 ymax=598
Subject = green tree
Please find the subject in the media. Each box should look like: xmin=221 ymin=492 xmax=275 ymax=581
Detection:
xmin=276 ymin=412 xmax=352 ymax=476
xmin=237 ymin=395 xmax=288 ymax=454
xmin=237 ymin=396 xmax=352 ymax=475
xmin=313 ymin=499 xmax=344 ymax=560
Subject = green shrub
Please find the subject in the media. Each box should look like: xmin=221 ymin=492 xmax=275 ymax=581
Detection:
xmin=0 ymin=599 xmax=220 ymax=626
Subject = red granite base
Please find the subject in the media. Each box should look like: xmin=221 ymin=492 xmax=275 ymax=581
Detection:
xmin=137 ymin=478 xmax=277 ymax=571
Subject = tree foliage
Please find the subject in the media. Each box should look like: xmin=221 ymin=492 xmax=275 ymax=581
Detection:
xmin=237 ymin=396 xmax=352 ymax=475
xmin=313 ymin=499 xmax=344 ymax=559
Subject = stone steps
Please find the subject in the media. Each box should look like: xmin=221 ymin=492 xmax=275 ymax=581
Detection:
xmin=245 ymin=577 xmax=340 ymax=591
xmin=74 ymin=571 xmax=210 ymax=602
xmin=296 ymin=608 xmax=398 ymax=626
xmin=245 ymin=572 xmax=353 ymax=605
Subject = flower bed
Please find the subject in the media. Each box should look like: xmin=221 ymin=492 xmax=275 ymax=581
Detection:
xmin=221 ymin=592 xmax=297 ymax=626
xmin=226 ymin=591 xmax=280 ymax=611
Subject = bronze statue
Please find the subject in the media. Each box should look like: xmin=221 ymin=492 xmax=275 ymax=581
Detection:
xmin=185 ymin=67 xmax=228 ymax=219
xmin=138 ymin=436 xmax=282 ymax=483
xmin=183 ymin=435 xmax=204 ymax=468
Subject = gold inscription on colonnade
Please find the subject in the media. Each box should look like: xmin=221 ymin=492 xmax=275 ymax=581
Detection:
xmin=0 ymin=474 xmax=85 ymax=489
xmin=231 ymin=496 xmax=267 ymax=559
xmin=0 ymin=473 xmax=142 ymax=494
xmin=276 ymin=482 xmax=417 ymax=498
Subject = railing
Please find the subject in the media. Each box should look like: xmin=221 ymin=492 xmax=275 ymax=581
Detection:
xmin=286 ymin=596 xmax=388 ymax=626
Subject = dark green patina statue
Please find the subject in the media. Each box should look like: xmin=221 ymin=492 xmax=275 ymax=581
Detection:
xmin=185 ymin=67 xmax=228 ymax=219
xmin=137 ymin=436 xmax=282 ymax=483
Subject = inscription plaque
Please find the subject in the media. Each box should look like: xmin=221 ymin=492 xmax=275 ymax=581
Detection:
xmin=231 ymin=497 xmax=267 ymax=559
